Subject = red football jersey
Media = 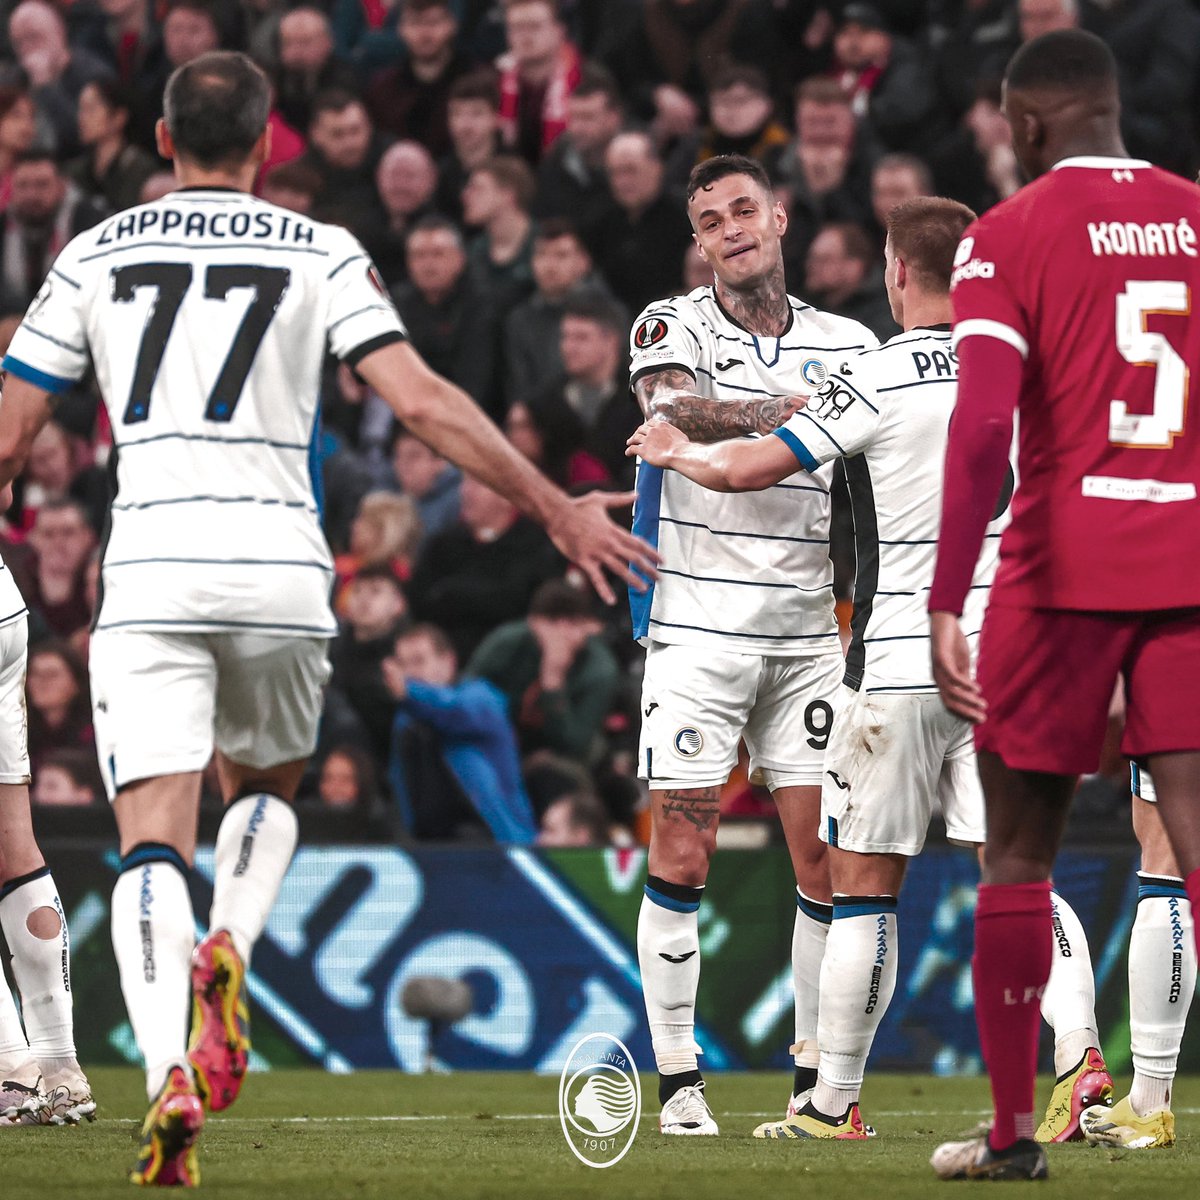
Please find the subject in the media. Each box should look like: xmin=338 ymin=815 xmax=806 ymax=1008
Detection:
xmin=951 ymin=156 xmax=1200 ymax=611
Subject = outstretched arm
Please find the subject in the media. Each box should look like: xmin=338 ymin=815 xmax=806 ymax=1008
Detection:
xmin=626 ymin=419 xmax=800 ymax=492
xmin=634 ymin=368 xmax=803 ymax=443
xmin=356 ymin=340 xmax=656 ymax=604
xmin=0 ymin=375 xmax=57 ymax=487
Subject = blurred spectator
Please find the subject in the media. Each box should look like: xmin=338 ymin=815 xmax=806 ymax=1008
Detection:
xmin=462 ymin=153 xmax=536 ymax=312
xmin=26 ymin=639 xmax=94 ymax=773
xmin=777 ymin=77 xmax=877 ymax=269
xmin=933 ymin=76 xmax=1021 ymax=213
xmin=600 ymin=0 xmax=770 ymax=139
xmin=869 ymin=152 xmax=932 ymax=242
xmin=505 ymin=218 xmax=595 ymax=400
xmin=162 ymin=0 xmax=222 ymax=69
xmin=532 ymin=63 xmax=622 ymax=231
xmin=1018 ymin=0 xmax=1078 ymax=40
xmin=504 ymin=400 xmax=608 ymax=489
xmin=385 ymin=622 xmax=537 ymax=843
xmin=805 ymin=221 xmax=897 ymax=342
xmin=390 ymin=429 xmax=461 ymax=548
xmin=497 ymin=0 xmax=582 ymax=165
xmin=260 ymin=158 xmax=322 ymax=214
xmin=365 ymin=0 xmax=476 ymax=155
xmin=275 ymin=6 xmax=359 ymax=135
xmin=139 ymin=171 xmax=177 ymax=204
xmin=391 ymin=214 xmax=501 ymax=414
xmin=0 ymin=85 xmax=38 ymax=213
xmin=537 ymin=789 xmax=612 ymax=846
xmin=435 ymin=68 xmax=502 ymax=222
xmin=301 ymin=90 xmax=387 ymax=235
xmin=20 ymin=419 xmax=107 ymax=535
xmin=367 ymin=139 xmax=440 ymax=286
xmin=526 ymin=290 xmax=637 ymax=483
xmin=672 ymin=63 xmax=789 ymax=185
xmin=31 ymin=746 xmax=103 ymax=806
xmin=468 ymin=578 xmax=619 ymax=761
xmin=0 ymin=151 xmax=107 ymax=313
xmin=78 ymin=0 xmax=169 ymax=150
xmin=408 ymin=474 xmax=562 ymax=662
xmin=331 ymin=0 xmax=404 ymax=72
xmin=316 ymin=743 xmax=382 ymax=811
xmin=587 ymin=131 xmax=690 ymax=319
xmin=329 ymin=562 xmax=410 ymax=761
xmin=830 ymin=3 xmax=941 ymax=154
xmin=928 ymin=0 xmax=1017 ymax=118
xmin=337 ymin=490 xmax=422 ymax=590
xmin=67 ymin=78 xmax=157 ymax=213
xmin=8 ymin=0 xmax=113 ymax=159
xmin=1085 ymin=1 xmax=1200 ymax=178
xmin=26 ymin=497 xmax=95 ymax=638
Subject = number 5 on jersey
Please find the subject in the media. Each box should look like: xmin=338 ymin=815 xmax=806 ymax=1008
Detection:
xmin=1110 ymin=280 xmax=1189 ymax=448
xmin=112 ymin=262 xmax=290 ymax=424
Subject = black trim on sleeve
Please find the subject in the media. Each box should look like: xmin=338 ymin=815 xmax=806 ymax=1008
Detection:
xmin=629 ymin=362 xmax=697 ymax=389
xmin=342 ymin=330 xmax=406 ymax=368
xmin=842 ymin=455 xmax=879 ymax=692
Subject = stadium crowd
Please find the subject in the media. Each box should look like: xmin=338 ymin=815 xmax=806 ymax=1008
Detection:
xmin=0 ymin=0 xmax=1194 ymax=843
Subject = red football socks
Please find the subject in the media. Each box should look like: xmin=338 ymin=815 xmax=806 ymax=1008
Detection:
xmin=973 ymin=881 xmax=1053 ymax=1151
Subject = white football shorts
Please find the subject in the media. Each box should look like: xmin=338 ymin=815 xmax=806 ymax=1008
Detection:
xmin=0 ymin=616 xmax=31 ymax=784
xmin=638 ymin=641 xmax=844 ymax=790
xmin=90 ymin=628 xmax=331 ymax=801
xmin=1131 ymin=760 xmax=1157 ymax=803
xmin=819 ymin=688 xmax=985 ymax=855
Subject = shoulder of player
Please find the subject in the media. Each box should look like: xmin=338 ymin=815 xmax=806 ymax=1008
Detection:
xmin=787 ymin=301 xmax=877 ymax=351
xmin=632 ymin=288 xmax=704 ymax=329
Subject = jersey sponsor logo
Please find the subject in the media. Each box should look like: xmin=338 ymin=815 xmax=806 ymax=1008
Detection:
xmin=715 ymin=357 xmax=744 ymax=371
xmin=826 ymin=770 xmax=850 ymax=791
xmin=801 ymin=358 xmax=828 ymax=387
xmin=672 ymin=727 xmax=704 ymax=757
xmin=808 ymin=375 xmax=857 ymax=420
xmin=951 ymin=257 xmax=995 ymax=286
xmin=953 ymin=236 xmax=975 ymax=267
xmin=1086 ymin=218 xmax=1198 ymax=258
xmin=634 ymin=317 xmax=669 ymax=348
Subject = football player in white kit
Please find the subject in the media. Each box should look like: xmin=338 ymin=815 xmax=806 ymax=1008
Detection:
xmin=0 ymin=487 xmax=94 ymax=1127
xmin=0 ymin=53 xmax=655 ymax=1185
xmin=627 ymin=155 xmax=877 ymax=1135
xmin=630 ymin=197 xmax=1107 ymax=1140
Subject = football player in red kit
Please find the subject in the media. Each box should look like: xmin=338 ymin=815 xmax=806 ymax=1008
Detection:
xmin=928 ymin=30 xmax=1200 ymax=1181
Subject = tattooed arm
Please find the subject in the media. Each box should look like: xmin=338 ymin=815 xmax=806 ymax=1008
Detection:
xmin=634 ymin=368 xmax=804 ymax=443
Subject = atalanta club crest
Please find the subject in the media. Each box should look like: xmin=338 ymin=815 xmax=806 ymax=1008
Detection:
xmin=634 ymin=317 xmax=668 ymax=348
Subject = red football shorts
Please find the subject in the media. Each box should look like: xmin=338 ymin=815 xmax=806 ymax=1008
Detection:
xmin=975 ymin=605 xmax=1200 ymax=775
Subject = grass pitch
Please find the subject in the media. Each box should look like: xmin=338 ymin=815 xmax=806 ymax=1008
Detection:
xmin=2 ymin=1069 xmax=1196 ymax=1199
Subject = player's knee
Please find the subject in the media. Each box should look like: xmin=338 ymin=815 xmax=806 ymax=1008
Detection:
xmin=26 ymin=905 xmax=61 ymax=940
xmin=650 ymin=836 xmax=714 ymax=887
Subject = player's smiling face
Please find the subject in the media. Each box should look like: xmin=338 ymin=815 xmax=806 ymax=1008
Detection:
xmin=688 ymin=173 xmax=786 ymax=289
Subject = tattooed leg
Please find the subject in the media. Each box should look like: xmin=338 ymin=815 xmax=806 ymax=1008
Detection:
xmin=648 ymin=786 xmax=722 ymax=886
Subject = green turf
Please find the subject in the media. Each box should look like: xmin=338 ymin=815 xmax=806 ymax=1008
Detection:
xmin=2 ymin=1069 xmax=1196 ymax=1198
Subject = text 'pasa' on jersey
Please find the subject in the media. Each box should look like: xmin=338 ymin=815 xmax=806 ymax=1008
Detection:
xmin=627 ymin=285 xmax=877 ymax=656
xmin=773 ymin=328 xmax=1006 ymax=692
xmin=2 ymin=188 xmax=406 ymax=638
xmin=950 ymin=156 xmax=1200 ymax=612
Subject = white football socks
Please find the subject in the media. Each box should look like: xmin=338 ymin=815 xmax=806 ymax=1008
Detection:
xmin=111 ymin=852 xmax=195 ymax=1100
xmin=792 ymin=890 xmax=831 ymax=1074
xmin=0 ymin=869 xmax=75 ymax=1059
xmin=1040 ymin=890 xmax=1100 ymax=1075
xmin=208 ymin=794 xmax=298 ymax=966
xmin=0 ymin=974 xmax=30 ymax=1075
xmin=1128 ymin=875 xmax=1195 ymax=1115
xmin=813 ymin=895 xmax=898 ymax=1115
xmin=638 ymin=877 xmax=703 ymax=1077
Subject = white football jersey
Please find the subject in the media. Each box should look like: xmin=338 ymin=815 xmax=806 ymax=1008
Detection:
xmin=0 ymin=552 xmax=26 ymax=629
xmin=2 ymin=189 xmax=406 ymax=637
xmin=629 ymin=286 xmax=877 ymax=656
xmin=773 ymin=326 xmax=1006 ymax=692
